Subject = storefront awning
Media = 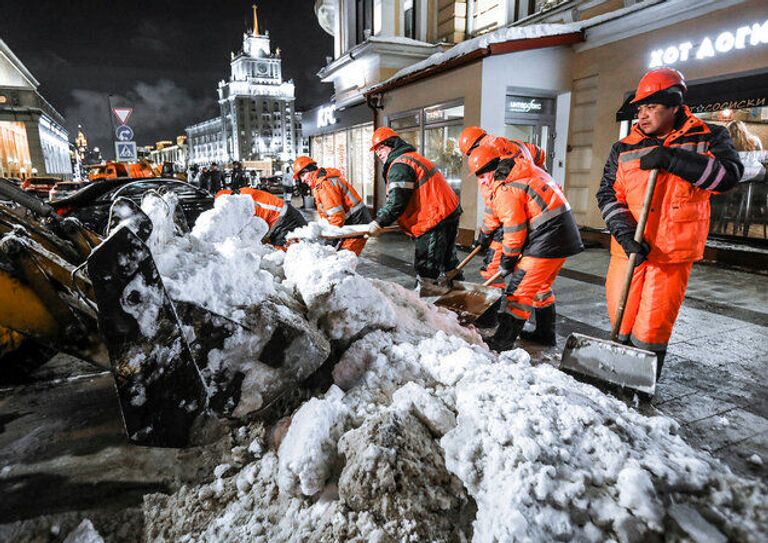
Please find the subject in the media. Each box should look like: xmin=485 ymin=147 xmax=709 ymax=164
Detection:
xmin=616 ymin=70 xmax=768 ymax=121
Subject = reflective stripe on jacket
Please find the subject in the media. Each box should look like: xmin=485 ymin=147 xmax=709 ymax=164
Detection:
xmin=388 ymin=152 xmax=460 ymax=237
xmin=596 ymin=106 xmax=742 ymax=264
xmin=239 ymin=187 xmax=287 ymax=228
xmin=313 ymin=168 xmax=367 ymax=226
xmin=486 ymin=158 xmax=583 ymax=259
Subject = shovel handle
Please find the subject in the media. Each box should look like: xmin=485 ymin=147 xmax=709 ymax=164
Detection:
xmin=320 ymin=225 xmax=399 ymax=241
xmin=443 ymin=245 xmax=483 ymax=283
xmin=482 ymin=270 xmax=505 ymax=287
xmin=610 ymin=169 xmax=658 ymax=342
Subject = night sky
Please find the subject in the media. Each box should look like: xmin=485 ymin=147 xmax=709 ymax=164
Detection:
xmin=3 ymin=1 xmax=334 ymax=158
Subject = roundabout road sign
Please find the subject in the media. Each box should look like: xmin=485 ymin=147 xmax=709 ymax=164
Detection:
xmin=115 ymin=125 xmax=134 ymax=141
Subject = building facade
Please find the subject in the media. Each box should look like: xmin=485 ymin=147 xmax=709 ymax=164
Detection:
xmin=187 ymin=7 xmax=304 ymax=170
xmin=149 ymin=135 xmax=188 ymax=173
xmin=360 ymin=0 xmax=768 ymax=249
xmin=0 ymin=38 xmax=71 ymax=179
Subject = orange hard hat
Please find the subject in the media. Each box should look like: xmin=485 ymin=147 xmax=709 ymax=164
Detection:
xmin=468 ymin=146 xmax=500 ymax=176
xmin=293 ymin=155 xmax=316 ymax=179
xmin=631 ymin=68 xmax=687 ymax=104
xmin=459 ymin=126 xmax=487 ymax=156
xmin=370 ymin=127 xmax=398 ymax=151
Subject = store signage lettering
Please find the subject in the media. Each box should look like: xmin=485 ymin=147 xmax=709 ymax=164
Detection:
xmin=690 ymin=97 xmax=767 ymax=114
xmin=317 ymin=105 xmax=337 ymax=128
xmin=508 ymin=99 xmax=543 ymax=113
xmin=649 ymin=19 xmax=768 ymax=68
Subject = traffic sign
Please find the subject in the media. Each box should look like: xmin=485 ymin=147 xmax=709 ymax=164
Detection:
xmin=115 ymin=124 xmax=134 ymax=141
xmin=112 ymin=107 xmax=133 ymax=125
xmin=115 ymin=141 xmax=137 ymax=161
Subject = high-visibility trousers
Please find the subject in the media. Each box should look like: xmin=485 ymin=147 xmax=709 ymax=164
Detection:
xmin=504 ymin=256 xmax=566 ymax=321
xmin=340 ymin=237 xmax=366 ymax=256
xmin=605 ymin=256 xmax=692 ymax=353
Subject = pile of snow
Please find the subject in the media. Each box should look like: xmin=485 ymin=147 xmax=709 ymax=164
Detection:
xmin=134 ymin=193 xmax=766 ymax=542
xmin=141 ymin=193 xmax=278 ymax=321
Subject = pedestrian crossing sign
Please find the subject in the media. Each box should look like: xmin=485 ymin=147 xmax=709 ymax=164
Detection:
xmin=115 ymin=141 xmax=137 ymax=161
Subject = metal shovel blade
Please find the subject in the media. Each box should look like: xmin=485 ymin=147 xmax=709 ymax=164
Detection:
xmin=560 ymin=333 xmax=657 ymax=395
xmin=426 ymin=280 xmax=503 ymax=324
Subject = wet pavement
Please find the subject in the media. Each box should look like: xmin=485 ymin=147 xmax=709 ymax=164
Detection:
xmin=357 ymin=232 xmax=768 ymax=481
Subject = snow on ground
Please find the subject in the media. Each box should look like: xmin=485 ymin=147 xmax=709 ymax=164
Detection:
xmin=136 ymin=201 xmax=766 ymax=542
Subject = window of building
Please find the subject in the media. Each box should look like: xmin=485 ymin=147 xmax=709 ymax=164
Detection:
xmin=355 ymin=0 xmax=374 ymax=44
xmin=697 ymin=107 xmax=768 ymax=242
xmin=387 ymin=101 xmax=465 ymax=199
xmin=404 ymin=0 xmax=417 ymax=40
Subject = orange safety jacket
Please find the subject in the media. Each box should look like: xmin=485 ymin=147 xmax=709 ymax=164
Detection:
xmin=388 ymin=152 xmax=460 ymax=238
xmin=485 ymin=158 xmax=582 ymax=260
xmin=483 ymin=135 xmax=547 ymax=170
xmin=238 ymin=187 xmax=287 ymax=228
xmin=311 ymin=168 xmax=368 ymax=226
xmin=597 ymin=106 xmax=742 ymax=264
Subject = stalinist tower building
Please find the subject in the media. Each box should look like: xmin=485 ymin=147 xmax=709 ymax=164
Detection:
xmin=187 ymin=5 xmax=303 ymax=168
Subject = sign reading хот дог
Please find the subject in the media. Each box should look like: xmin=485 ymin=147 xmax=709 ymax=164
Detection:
xmin=649 ymin=19 xmax=768 ymax=68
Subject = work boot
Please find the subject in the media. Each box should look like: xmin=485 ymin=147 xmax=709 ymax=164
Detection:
xmin=485 ymin=313 xmax=526 ymax=353
xmin=520 ymin=304 xmax=557 ymax=346
xmin=655 ymin=350 xmax=666 ymax=381
xmin=474 ymin=297 xmax=501 ymax=328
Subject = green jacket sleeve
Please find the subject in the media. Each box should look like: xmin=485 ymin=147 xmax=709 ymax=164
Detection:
xmin=375 ymin=162 xmax=416 ymax=226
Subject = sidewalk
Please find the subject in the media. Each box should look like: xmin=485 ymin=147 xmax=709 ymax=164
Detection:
xmin=356 ymin=232 xmax=768 ymax=481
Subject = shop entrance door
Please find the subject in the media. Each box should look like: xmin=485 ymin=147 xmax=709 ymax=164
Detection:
xmin=504 ymin=121 xmax=555 ymax=172
xmin=504 ymin=90 xmax=558 ymax=173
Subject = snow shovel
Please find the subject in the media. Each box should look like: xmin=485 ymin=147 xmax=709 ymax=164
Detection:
xmin=560 ymin=169 xmax=659 ymax=395
xmin=419 ymin=244 xmax=484 ymax=299
xmin=428 ymin=270 xmax=505 ymax=325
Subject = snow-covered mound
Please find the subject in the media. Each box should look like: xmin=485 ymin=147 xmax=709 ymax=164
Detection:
xmin=137 ymin=193 xmax=767 ymax=542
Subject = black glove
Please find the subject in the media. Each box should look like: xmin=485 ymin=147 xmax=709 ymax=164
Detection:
xmin=639 ymin=146 xmax=673 ymax=171
xmin=473 ymin=231 xmax=492 ymax=251
xmin=499 ymin=254 xmax=518 ymax=277
xmin=615 ymin=233 xmax=650 ymax=266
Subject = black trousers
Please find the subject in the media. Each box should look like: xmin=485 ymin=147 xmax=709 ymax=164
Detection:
xmin=414 ymin=217 xmax=461 ymax=280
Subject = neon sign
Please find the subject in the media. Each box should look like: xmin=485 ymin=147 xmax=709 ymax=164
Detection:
xmin=317 ymin=105 xmax=337 ymax=128
xmin=649 ymin=19 xmax=768 ymax=68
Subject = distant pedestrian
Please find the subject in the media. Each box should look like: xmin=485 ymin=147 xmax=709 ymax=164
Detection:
xmin=199 ymin=166 xmax=211 ymax=192
xmin=282 ymin=165 xmax=294 ymax=203
xmin=230 ymin=161 xmax=248 ymax=192
xmin=209 ymin=163 xmax=223 ymax=193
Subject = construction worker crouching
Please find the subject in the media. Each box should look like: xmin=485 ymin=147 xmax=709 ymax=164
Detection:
xmin=468 ymin=146 xmax=583 ymax=352
xmin=293 ymin=156 xmax=372 ymax=256
xmin=596 ymin=68 xmax=742 ymax=378
xmin=367 ymin=127 xmax=462 ymax=283
xmin=216 ymin=187 xmax=307 ymax=248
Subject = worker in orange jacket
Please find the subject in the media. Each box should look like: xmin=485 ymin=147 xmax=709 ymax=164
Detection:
xmin=293 ymin=156 xmax=372 ymax=255
xmin=468 ymin=146 xmax=583 ymax=351
xmin=597 ymin=68 xmax=742 ymax=378
xmin=459 ymin=127 xmax=548 ymax=298
xmin=215 ymin=187 xmax=307 ymax=248
xmin=367 ymin=127 xmax=462 ymax=282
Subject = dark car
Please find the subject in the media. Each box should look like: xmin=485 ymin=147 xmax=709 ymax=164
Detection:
xmin=257 ymin=175 xmax=287 ymax=195
xmin=51 ymin=177 xmax=214 ymax=234
xmin=49 ymin=180 xmax=88 ymax=202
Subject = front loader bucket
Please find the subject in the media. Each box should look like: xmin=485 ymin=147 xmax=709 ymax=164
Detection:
xmin=560 ymin=333 xmax=657 ymax=396
xmin=87 ymin=226 xmax=208 ymax=447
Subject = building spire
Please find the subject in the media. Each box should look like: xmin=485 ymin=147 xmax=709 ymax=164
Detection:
xmin=253 ymin=4 xmax=259 ymax=36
